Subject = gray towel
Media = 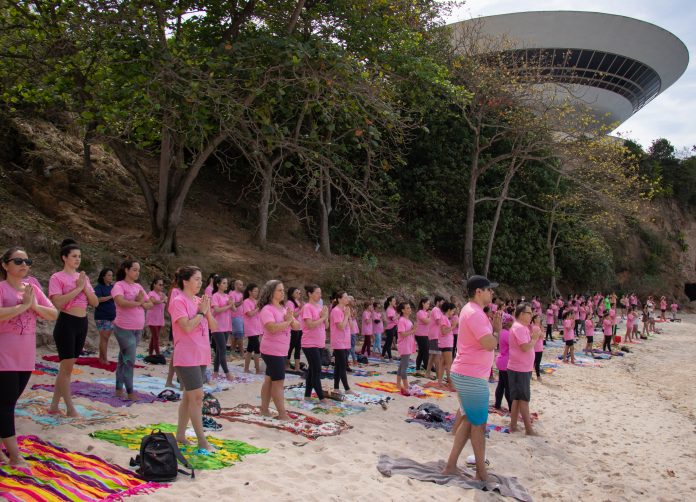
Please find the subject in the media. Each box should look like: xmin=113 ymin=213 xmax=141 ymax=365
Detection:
xmin=376 ymin=455 xmax=533 ymax=502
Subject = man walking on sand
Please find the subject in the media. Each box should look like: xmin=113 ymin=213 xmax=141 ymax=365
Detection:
xmin=443 ymin=276 xmax=502 ymax=482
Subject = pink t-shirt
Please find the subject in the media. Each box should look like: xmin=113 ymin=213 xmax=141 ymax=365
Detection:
xmin=533 ymin=325 xmax=543 ymax=352
xmin=111 ymin=280 xmax=147 ymax=330
xmin=146 ymin=291 xmax=165 ymax=327
xmin=350 ymin=317 xmax=359 ymax=334
xmin=495 ymin=328 xmax=510 ymax=371
xmin=578 ymin=306 xmax=587 ymax=321
xmin=415 ymin=310 xmax=430 ymax=337
xmin=48 ymin=270 xmax=95 ymax=311
xmin=397 ymin=317 xmax=416 ymax=355
xmin=507 ymin=322 xmax=534 ymax=372
xmin=259 ymin=304 xmax=291 ymax=356
xmin=545 ymin=308 xmax=554 ymax=325
xmin=562 ymin=319 xmax=574 ymax=341
xmin=372 ymin=311 xmax=384 ymax=333
xmin=361 ymin=310 xmax=373 ymax=336
xmin=428 ymin=307 xmax=442 ymax=341
xmin=551 ymin=304 xmax=559 ymax=317
xmin=169 ymin=294 xmax=211 ymax=366
xmin=670 ymin=303 xmax=678 ymax=313
xmin=451 ymin=302 xmax=494 ymax=380
xmin=330 ymin=306 xmax=351 ymax=350
xmin=204 ymin=285 xmax=213 ymax=298
xmin=385 ymin=306 xmax=398 ymax=330
xmin=602 ymin=318 xmax=612 ymax=337
xmin=660 ymin=300 xmax=667 ymax=310
xmin=230 ymin=290 xmax=243 ymax=318
xmin=609 ymin=308 xmax=617 ymax=326
xmin=438 ymin=315 xmax=454 ymax=349
xmin=531 ymin=299 xmax=541 ymax=314
xmin=301 ymin=302 xmax=325 ymax=348
xmin=0 ymin=281 xmax=53 ymax=371
xmin=242 ymin=298 xmax=262 ymax=337
xmin=626 ymin=313 xmax=634 ymax=330
xmin=211 ymin=292 xmax=232 ymax=333
xmin=585 ymin=318 xmax=594 ymax=335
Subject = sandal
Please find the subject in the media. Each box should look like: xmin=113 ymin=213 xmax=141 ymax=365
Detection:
xmin=157 ymin=389 xmax=181 ymax=402
xmin=202 ymin=416 xmax=222 ymax=431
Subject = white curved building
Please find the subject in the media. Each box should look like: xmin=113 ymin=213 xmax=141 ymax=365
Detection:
xmin=449 ymin=11 xmax=689 ymax=128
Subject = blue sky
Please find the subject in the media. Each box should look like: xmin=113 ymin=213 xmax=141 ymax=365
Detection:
xmin=446 ymin=1 xmax=695 ymax=153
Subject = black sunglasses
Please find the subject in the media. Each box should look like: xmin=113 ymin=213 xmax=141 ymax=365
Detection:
xmin=5 ymin=258 xmax=33 ymax=266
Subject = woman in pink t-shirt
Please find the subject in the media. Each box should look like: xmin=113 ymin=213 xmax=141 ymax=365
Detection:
xmin=438 ymin=302 xmax=456 ymax=390
xmin=112 ymin=260 xmax=153 ymax=400
xmin=48 ymin=239 xmax=99 ymax=417
xmin=330 ymin=291 xmax=354 ymax=393
xmin=414 ymin=298 xmax=431 ymax=371
xmin=211 ymin=277 xmax=235 ymax=380
xmin=285 ymin=287 xmax=304 ymax=372
xmin=561 ymin=310 xmax=576 ymax=364
xmin=531 ymin=315 xmax=544 ymax=381
xmin=258 ymin=280 xmax=300 ymax=420
xmin=371 ymin=303 xmax=384 ymax=355
xmin=168 ymin=266 xmax=217 ymax=452
xmin=0 ymin=246 xmax=58 ymax=466
xmin=301 ymin=284 xmax=329 ymax=400
xmin=360 ymin=301 xmax=374 ymax=356
xmin=382 ymin=296 xmax=398 ymax=360
xmin=601 ymin=311 xmax=613 ymax=351
xmin=242 ymin=283 xmax=261 ymax=374
xmin=507 ymin=304 xmax=539 ymax=434
xmin=426 ymin=296 xmax=445 ymax=380
xmin=624 ymin=307 xmax=634 ymax=343
xmin=146 ymin=277 xmax=167 ymax=356
xmin=395 ymin=302 xmax=416 ymax=395
xmin=494 ymin=313 xmax=513 ymax=410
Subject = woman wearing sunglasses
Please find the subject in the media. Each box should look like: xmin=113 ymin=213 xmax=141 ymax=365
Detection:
xmin=0 ymin=247 xmax=58 ymax=466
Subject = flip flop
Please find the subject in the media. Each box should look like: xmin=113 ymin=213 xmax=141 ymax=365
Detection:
xmin=196 ymin=448 xmax=214 ymax=456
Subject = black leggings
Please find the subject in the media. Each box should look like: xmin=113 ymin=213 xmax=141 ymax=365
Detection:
xmin=545 ymin=324 xmax=553 ymax=340
xmin=494 ymin=369 xmax=511 ymax=410
xmin=288 ymin=330 xmax=302 ymax=360
xmin=603 ymin=335 xmax=612 ymax=351
xmin=0 ymin=371 xmax=31 ymax=438
xmin=212 ymin=332 xmax=229 ymax=374
xmin=303 ymin=347 xmax=324 ymax=400
xmin=333 ymin=349 xmax=350 ymax=391
xmin=382 ymin=327 xmax=396 ymax=359
xmin=534 ymin=351 xmax=543 ymax=378
xmin=415 ymin=336 xmax=429 ymax=370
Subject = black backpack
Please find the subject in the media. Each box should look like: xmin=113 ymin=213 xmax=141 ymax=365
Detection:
xmin=130 ymin=429 xmax=195 ymax=482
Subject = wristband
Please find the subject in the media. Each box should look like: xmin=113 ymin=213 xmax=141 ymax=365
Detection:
xmin=196 ymin=312 xmax=204 ymax=317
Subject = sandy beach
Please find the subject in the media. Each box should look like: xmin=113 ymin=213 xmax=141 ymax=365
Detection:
xmin=15 ymin=314 xmax=696 ymax=502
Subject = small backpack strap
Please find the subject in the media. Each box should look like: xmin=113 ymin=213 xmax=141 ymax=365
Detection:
xmin=163 ymin=432 xmax=195 ymax=479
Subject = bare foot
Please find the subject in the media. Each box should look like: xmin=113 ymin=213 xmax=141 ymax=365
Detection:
xmin=441 ymin=466 xmax=460 ymax=476
xmin=66 ymin=408 xmax=81 ymax=418
xmin=0 ymin=450 xmax=9 ymax=464
xmin=198 ymin=440 xmax=214 ymax=451
xmin=526 ymin=429 xmax=541 ymax=436
xmin=47 ymin=408 xmax=65 ymax=416
xmin=176 ymin=436 xmax=191 ymax=445
xmin=126 ymin=393 xmax=137 ymax=401
xmin=165 ymin=382 xmax=176 ymax=388
xmin=276 ymin=413 xmax=291 ymax=421
xmin=259 ymin=408 xmax=273 ymax=417
xmin=226 ymin=374 xmax=235 ymax=382
xmin=509 ymin=425 xmax=519 ymax=433
xmin=244 ymin=369 xmax=252 ymax=374
xmin=114 ymin=389 xmax=126 ymax=398
xmin=255 ymin=369 xmax=262 ymax=375
xmin=9 ymin=456 xmax=28 ymax=468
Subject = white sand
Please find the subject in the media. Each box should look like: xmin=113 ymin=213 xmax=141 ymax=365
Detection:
xmin=19 ymin=315 xmax=696 ymax=501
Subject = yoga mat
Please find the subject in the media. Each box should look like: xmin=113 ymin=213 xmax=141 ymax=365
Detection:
xmin=42 ymin=355 xmax=144 ymax=372
xmin=376 ymin=455 xmax=533 ymax=502
xmin=31 ymin=381 xmax=164 ymax=408
xmin=90 ymin=423 xmax=267 ymax=470
xmin=356 ymin=380 xmax=445 ymax=399
xmin=16 ymin=392 xmax=135 ymax=429
xmin=218 ymin=404 xmax=351 ymax=440
xmin=32 ymin=362 xmax=82 ymax=376
xmin=283 ymin=386 xmax=368 ymax=416
xmin=0 ymin=435 xmax=165 ymax=501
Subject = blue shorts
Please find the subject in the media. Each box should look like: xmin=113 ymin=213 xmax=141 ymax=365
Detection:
xmin=95 ymin=319 xmax=114 ymax=332
xmin=451 ymin=372 xmax=489 ymax=426
xmin=232 ymin=317 xmax=244 ymax=338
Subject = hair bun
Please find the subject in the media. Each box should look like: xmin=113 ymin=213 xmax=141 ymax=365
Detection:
xmin=60 ymin=238 xmax=77 ymax=249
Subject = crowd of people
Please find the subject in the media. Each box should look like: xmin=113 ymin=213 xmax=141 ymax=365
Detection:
xmin=0 ymin=240 xmax=681 ymax=480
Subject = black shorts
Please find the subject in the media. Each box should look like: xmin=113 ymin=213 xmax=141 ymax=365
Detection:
xmin=174 ymin=365 xmax=207 ymax=391
xmin=565 ymin=340 xmax=574 ymax=347
xmin=246 ymin=335 xmax=260 ymax=354
xmin=586 ymin=336 xmax=594 ymax=343
xmin=262 ymin=354 xmax=286 ymax=381
xmin=439 ymin=347 xmax=453 ymax=353
xmin=53 ymin=312 xmax=88 ymax=360
xmin=508 ymin=370 xmax=532 ymax=402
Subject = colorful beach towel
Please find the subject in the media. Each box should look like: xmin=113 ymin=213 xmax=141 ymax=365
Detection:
xmin=32 ymin=362 xmax=82 ymax=377
xmin=16 ymin=393 xmax=134 ymax=429
xmin=218 ymin=404 xmax=351 ymax=440
xmin=92 ymin=375 xmax=232 ymax=399
xmin=0 ymin=435 xmax=164 ymax=501
xmin=90 ymin=423 xmax=267 ymax=470
xmin=356 ymin=380 xmax=445 ymax=399
xmin=31 ymin=381 xmax=163 ymax=408
xmin=283 ymin=386 xmax=367 ymax=416
xmin=42 ymin=355 xmax=144 ymax=372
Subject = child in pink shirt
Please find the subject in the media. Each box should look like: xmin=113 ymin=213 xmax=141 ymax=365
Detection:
xmin=601 ymin=312 xmax=613 ymax=351
xmin=624 ymin=307 xmax=635 ymax=343
xmin=561 ymin=311 xmax=575 ymax=364
xmin=242 ymin=284 xmax=261 ymax=374
xmin=438 ymin=302 xmax=456 ymax=389
xmin=146 ymin=277 xmax=167 ymax=356
xmin=211 ymin=277 xmax=235 ymax=380
xmin=395 ymin=302 xmax=416 ymax=395
xmin=360 ymin=302 xmax=374 ymax=356
xmin=531 ymin=315 xmax=544 ymax=381
xmin=670 ymin=302 xmax=678 ymax=321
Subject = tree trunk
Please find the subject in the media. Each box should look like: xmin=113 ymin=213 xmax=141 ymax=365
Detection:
xmin=547 ymin=174 xmax=562 ymax=296
xmin=318 ymin=165 xmax=332 ymax=257
xmin=255 ymin=161 xmax=273 ymax=248
xmin=463 ymin=154 xmax=479 ymax=278
xmin=81 ymin=121 xmax=96 ymax=181
xmin=483 ymin=158 xmax=518 ymax=276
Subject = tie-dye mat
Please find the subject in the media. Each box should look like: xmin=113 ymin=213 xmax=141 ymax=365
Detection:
xmin=32 ymin=362 xmax=82 ymax=376
xmin=15 ymin=392 xmax=134 ymax=429
xmin=90 ymin=423 xmax=267 ymax=470
xmin=31 ymin=381 xmax=164 ymax=407
xmin=42 ymin=355 xmax=144 ymax=372
xmin=356 ymin=380 xmax=445 ymax=399
xmin=0 ymin=435 xmax=165 ymax=501
xmin=218 ymin=404 xmax=352 ymax=440
xmin=92 ymin=375 xmax=228 ymax=398
xmin=283 ymin=386 xmax=367 ymax=416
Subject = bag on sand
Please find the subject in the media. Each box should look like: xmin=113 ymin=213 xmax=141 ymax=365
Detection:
xmin=130 ymin=429 xmax=195 ymax=482
xmin=144 ymin=354 xmax=167 ymax=365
